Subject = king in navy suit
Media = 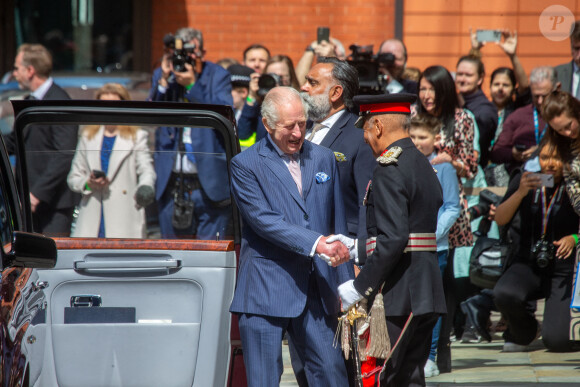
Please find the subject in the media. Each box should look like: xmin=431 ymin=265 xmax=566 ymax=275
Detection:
xmin=230 ymin=87 xmax=353 ymax=386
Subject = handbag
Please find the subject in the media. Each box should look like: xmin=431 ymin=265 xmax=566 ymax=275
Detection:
xmin=469 ymin=236 xmax=510 ymax=289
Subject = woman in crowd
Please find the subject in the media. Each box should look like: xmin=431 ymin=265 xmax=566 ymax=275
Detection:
xmin=455 ymin=54 xmax=498 ymax=168
xmin=542 ymin=91 xmax=580 ymax=213
xmin=67 ymin=83 xmax=156 ymax=238
xmin=238 ymin=54 xmax=300 ymax=143
xmin=416 ymin=65 xmax=478 ymax=371
xmin=469 ymin=29 xmax=531 ymax=186
xmin=493 ymin=136 xmax=578 ymax=352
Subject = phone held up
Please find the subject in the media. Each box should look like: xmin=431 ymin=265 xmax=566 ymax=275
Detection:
xmin=317 ymin=26 xmax=330 ymax=44
xmin=92 ymin=169 xmax=106 ymax=179
xmin=476 ymin=29 xmax=501 ymax=43
xmin=530 ymin=173 xmax=555 ymax=188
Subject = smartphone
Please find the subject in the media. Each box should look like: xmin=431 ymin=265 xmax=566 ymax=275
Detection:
xmin=514 ymin=144 xmax=527 ymax=152
xmin=476 ymin=29 xmax=501 ymax=43
xmin=317 ymin=26 xmax=330 ymax=44
xmin=531 ymin=173 xmax=555 ymax=188
xmin=92 ymin=169 xmax=106 ymax=179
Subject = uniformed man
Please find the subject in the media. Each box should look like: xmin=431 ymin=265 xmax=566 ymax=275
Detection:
xmin=330 ymin=93 xmax=446 ymax=386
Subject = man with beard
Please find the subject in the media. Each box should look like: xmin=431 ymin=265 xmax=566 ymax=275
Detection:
xmin=301 ymin=57 xmax=376 ymax=239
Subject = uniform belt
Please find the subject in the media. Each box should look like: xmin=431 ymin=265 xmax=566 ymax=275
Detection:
xmin=366 ymin=233 xmax=437 ymax=256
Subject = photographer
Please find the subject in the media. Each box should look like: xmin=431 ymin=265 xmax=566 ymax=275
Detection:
xmin=237 ymin=55 xmax=300 ymax=143
xmin=149 ymin=27 xmax=233 ymax=239
xmin=493 ymin=137 xmax=578 ymax=352
xmin=377 ymin=39 xmax=418 ymax=94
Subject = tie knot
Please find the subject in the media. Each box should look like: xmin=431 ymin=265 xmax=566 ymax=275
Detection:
xmin=285 ymin=153 xmax=298 ymax=162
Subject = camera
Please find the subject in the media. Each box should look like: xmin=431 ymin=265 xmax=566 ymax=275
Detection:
xmin=347 ymin=45 xmax=392 ymax=94
xmin=531 ymin=238 xmax=555 ymax=268
xmin=468 ymin=189 xmax=503 ymax=237
xmin=163 ymin=34 xmax=196 ymax=72
xmin=257 ymin=73 xmax=281 ymax=98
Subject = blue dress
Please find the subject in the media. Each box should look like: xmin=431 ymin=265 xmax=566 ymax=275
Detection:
xmin=98 ymin=135 xmax=116 ymax=237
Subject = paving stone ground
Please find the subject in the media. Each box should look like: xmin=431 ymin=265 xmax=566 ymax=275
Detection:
xmin=280 ymin=300 xmax=580 ymax=386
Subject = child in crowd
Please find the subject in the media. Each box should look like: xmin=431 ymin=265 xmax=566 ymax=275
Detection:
xmin=409 ymin=113 xmax=461 ymax=377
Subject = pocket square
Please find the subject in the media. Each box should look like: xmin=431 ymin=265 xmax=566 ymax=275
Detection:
xmin=315 ymin=172 xmax=330 ymax=183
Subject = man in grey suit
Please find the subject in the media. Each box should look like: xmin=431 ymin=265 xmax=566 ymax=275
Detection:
xmin=555 ymin=20 xmax=580 ymax=98
xmin=3 ymin=44 xmax=78 ymax=235
xmin=229 ymin=86 xmax=353 ymax=386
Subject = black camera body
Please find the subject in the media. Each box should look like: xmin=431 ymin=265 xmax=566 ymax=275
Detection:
xmin=531 ymin=238 xmax=555 ymax=269
xmin=347 ymin=45 xmax=391 ymax=95
xmin=468 ymin=189 xmax=503 ymax=237
xmin=257 ymin=73 xmax=281 ymax=98
xmin=163 ymin=34 xmax=196 ymax=72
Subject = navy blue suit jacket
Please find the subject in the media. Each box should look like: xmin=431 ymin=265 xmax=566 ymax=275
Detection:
xmin=150 ymin=61 xmax=233 ymax=202
xmin=229 ymin=136 xmax=354 ymax=318
xmin=317 ymin=111 xmax=376 ymax=238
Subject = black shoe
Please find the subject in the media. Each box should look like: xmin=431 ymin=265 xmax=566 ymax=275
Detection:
xmin=460 ymin=299 xmax=492 ymax=342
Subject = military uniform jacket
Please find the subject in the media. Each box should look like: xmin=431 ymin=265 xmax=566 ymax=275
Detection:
xmin=353 ymin=137 xmax=446 ymax=317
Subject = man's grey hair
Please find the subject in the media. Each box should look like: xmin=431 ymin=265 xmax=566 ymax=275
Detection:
xmin=261 ymin=87 xmax=308 ymax=129
xmin=529 ymin=66 xmax=557 ymax=87
xmin=316 ymin=57 xmax=359 ymax=109
xmin=175 ymin=27 xmax=204 ymax=49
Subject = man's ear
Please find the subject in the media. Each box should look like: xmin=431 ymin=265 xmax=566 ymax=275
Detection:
xmin=329 ymin=84 xmax=343 ymax=104
xmin=374 ymin=117 xmax=384 ymax=138
xmin=435 ymin=133 xmax=442 ymax=143
xmin=262 ymin=117 xmax=273 ymax=135
xmin=555 ymin=82 xmax=562 ymax=91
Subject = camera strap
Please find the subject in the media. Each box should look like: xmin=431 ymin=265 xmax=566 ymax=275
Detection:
xmin=540 ymin=184 xmax=563 ymax=237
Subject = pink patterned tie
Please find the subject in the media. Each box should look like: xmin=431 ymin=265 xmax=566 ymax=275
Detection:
xmin=286 ymin=153 xmax=302 ymax=196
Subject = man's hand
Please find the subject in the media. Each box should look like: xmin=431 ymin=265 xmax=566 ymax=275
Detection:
xmin=316 ymin=235 xmax=349 ymax=266
xmin=314 ymin=40 xmax=336 ymax=57
xmin=173 ymin=62 xmax=197 ymax=87
xmin=159 ymin=54 xmax=172 ymax=87
xmin=326 ymin=234 xmax=357 ymax=263
xmin=338 ymin=280 xmax=363 ymax=311
xmin=30 ymin=193 xmax=40 ymax=213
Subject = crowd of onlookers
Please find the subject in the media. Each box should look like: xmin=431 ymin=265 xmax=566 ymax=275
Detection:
xmin=4 ymin=20 xmax=580 ymax=382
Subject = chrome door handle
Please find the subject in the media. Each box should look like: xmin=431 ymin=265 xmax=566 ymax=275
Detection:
xmin=32 ymin=281 xmax=48 ymax=291
xmin=70 ymin=295 xmax=102 ymax=307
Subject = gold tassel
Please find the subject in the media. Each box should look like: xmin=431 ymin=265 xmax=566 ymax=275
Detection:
xmin=366 ymin=293 xmax=391 ymax=358
xmin=356 ymin=304 xmax=368 ymax=361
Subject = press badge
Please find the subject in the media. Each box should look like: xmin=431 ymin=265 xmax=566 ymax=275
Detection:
xmin=183 ymin=127 xmax=192 ymax=144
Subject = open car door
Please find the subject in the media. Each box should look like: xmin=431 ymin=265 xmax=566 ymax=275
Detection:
xmin=11 ymin=99 xmax=241 ymax=387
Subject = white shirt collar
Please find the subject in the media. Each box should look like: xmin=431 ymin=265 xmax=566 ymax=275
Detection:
xmin=31 ymin=77 xmax=54 ymax=100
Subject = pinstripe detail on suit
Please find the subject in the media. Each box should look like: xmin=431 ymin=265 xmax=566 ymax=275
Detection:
xmin=229 ymin=135 xmax=352 ymax=386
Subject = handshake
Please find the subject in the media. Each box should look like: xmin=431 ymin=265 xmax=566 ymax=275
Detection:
xmin=316 ymin=234 xmax=357 ymax=267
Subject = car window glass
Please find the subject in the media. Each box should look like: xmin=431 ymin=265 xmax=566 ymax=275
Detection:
xmin=21 ymin=123 xmax=233 ymax=241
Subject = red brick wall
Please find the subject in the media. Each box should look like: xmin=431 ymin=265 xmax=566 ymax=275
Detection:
xmin=151 ymin=0 xmax=396 ymax=71
xmin=405 ymin=0 xmax=579 ymax=93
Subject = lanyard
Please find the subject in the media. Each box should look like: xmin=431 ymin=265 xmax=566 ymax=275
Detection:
xmin=533 ymin=108 xmax=547 ymax=145
xmin=490 ymin=109 xmax=505 ymax=149
xmin=540 ymin=185 xmax=562 ymax=236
